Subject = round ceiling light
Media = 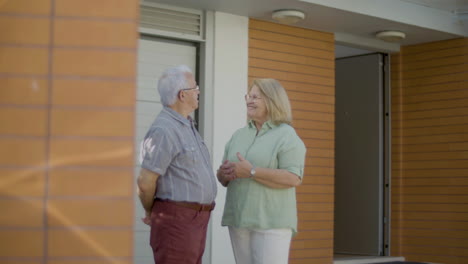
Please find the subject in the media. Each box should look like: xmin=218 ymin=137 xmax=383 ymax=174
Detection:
xmin=375 ymin=30 xmax=406 ymax=43
xmin=272 ymin=9 xmax=306 ymax=24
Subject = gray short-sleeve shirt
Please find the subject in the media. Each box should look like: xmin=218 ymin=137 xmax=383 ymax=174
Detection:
xmin=140 ymin=107 xmax=217 ymax=204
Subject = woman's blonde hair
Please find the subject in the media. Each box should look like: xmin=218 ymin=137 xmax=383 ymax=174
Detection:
xmin=249 ymin=78 xmax=292 ymax=125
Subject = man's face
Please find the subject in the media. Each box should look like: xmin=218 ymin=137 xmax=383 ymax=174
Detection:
xmin=181 ymin=73 xmax=200 ymax=112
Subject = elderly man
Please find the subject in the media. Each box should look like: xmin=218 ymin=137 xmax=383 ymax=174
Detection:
xmin=137 ymin=65 xmax=217 ymax=264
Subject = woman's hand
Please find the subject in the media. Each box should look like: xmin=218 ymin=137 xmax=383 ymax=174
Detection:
xmin=235 ymin=152 xmax=253 ymax=178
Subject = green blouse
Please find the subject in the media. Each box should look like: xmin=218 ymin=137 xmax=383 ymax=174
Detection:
xmin=221 ymin=120 xmax=306 ymax=236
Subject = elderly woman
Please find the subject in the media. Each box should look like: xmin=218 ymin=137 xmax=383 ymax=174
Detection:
xmin=217 ymin=78 xmax=306 ymax=264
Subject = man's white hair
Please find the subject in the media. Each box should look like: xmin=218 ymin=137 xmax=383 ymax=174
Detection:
xmin=157 ymin=65 xmax=192 ymax=106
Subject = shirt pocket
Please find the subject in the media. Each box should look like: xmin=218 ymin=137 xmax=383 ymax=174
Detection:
xmin=176 ymin=144 xmax=197 ymax=165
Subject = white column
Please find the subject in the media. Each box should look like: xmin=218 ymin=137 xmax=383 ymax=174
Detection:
xmin=211 ymin=11 xmax=249 ymax=264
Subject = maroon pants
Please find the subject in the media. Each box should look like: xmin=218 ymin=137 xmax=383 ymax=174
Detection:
xmin=150 ymin=199 xmax=212 ymax=264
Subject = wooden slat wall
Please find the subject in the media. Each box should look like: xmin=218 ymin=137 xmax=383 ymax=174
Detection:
xmin=249 ymin=19 xmax=335 ymax=264
xmin=0 ymin=1 xmax=138 ymax=264
xmin=391 ymin=38 xmax=468 ymax=264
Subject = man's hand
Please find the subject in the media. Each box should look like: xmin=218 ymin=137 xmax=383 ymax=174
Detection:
xmin=142 ymin=211 xmax=151 ymax=226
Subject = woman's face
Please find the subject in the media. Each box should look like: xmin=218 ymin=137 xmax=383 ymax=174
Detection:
xmin=246 ymin=85 xmax=268 ymax=124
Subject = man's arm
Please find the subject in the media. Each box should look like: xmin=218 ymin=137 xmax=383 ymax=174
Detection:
xmin=137 ymin=168 xmax=160 ymax=225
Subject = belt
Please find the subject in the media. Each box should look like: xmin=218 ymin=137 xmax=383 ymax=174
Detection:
xmin=156 ymin=198 xmax=215 ymax=212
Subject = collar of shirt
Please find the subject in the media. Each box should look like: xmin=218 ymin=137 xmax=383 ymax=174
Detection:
xmin=163 ymin=107 xmax=194 ymax=127
xmin=248 ymin=120 xmax=278 ymax=136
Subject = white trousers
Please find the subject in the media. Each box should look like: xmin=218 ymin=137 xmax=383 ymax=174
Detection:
xmin=228 ymin=226 xmax=292 ymax=264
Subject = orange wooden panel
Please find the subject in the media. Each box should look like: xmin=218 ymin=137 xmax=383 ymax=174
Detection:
xmin=290 ymin=248 xmax=333 ymax=258
xmin=0 ymin=260 xmax=42 ymax=264
xmin=392 ymin=131 xmax=468 ymax=145
xmin=402 ymin=55 xmax=468 ymax=71
xmin=0 ymin=230 xmax=43 ymax=257
xmin=392 ymin=151 xmax=468 ymax=161
xmin=0 ymin=107 xmax=47 ymax=136
xmin=292 ymin=102 xmax=334 ymax=113
xmin=392 ymin=141 xmax=468 ymax=153
xmin=50 ymin=108 xmax=134 ymax=137
xmin=52 ymin=49 xmax=136 ymax=78
xmin=0 ymin=0 xmax=50 ymax=14
xmin=305 ymin=148 xmax=334 ymax=158
xmin=394 ymin=227 xmax=468 ymax=240
xmin=52 ymin=79 xmax=135 ymax=107
xmin=297 ymin=129 xmax=333 ymax=140
xmin=393 ymin=116 xmax=468 ymax=130
xmin=393 ymin=160 xmax=468 ymax=170
xmin=404 ymin=254 xmax=468 ymax=264
xmin=393 ymin=124 xmax=468 ymax=137
xmin=48 ymin=199 xmax=132 ymax=227
xmin=302 ymin=139 xmax=334 ymax=149
xmin=0 ymin=199 xmax=43 ymax=227
xmin=292 ymin=239 xmax=333 ymax=249
xmin=49 ymin=139 xmax=133 ymax=167
xmin=55 ymin=0 xmax=138 ymax=18
xmin=293 ymin=119 xmax=335 ymax=131
xmin=249 ymin=38 xmax=333 ymax=60
xmin=398 ymin=63 xmax=468 ymax=80
xmin=301 ymin=175 xmax=334 ymax=185
xmin=280 ymin=80 xmax=335 ymax=95
xmin=250 ymin=67 xmax=334 ymax=86
xmin=249 ymin=58 xmax=334 ymax=78
xmin=392 ymin=186 xmax=468 ymax=195
xmin=296 ymin=202 xmax=333 ymax=212
xmin=49 ymin=169 xmax=132 ymax=197
xmin=303 ymin=166 xmax=334 ymax=176
xmin=296 ymin=184 xmax=333 ymax=194
xmin=289 ymin=93 xmax=334 ymax=105
xmin=401 ymin=41 xmax=468 ymax=62
xmin=249 ymin=29 xmax=333 ymax=55
xmin=294 ymin=193 xmax=333 ymax=203
xmin=399 ymin=236 xmax=468 ymax=248
xmin=54 ymin=19 xmax=137 ymax=48
xmin=402 ymin=38 xmax=468 ymax=54
xmin=400 ymin=98 xmax=468 ymax=113
xmin=391 ymin=194 xmax=468 ymax=203
xmin=249 ymin=48 xmax=334 ymax=68
xmin=297 ymin=221 xmax=333 ymax=231
xmin=249 ymin=19 xmax=334 ymax=43
xmin=293 ymin=110 xmax=335 ymax=123
xmin=404 ymin=72 xmax=468 ymax=87
xmin=393 ymin=177 xmax=468 ymax=186
xmin=393 ymin=89 xmax=468 ymax=106
xmin=0 ymin=47 xmax=48 ymax=75
xmin=0 ymin=17 xmax=49 ymax=45
xmin=0 ymin=77 xmax=48 ymax=105
xmin=0 ymin=168 xmax=45 ymax=197
xmin=304 ymin=157 xmax=333 ymax=168
xmin=48 ymin=229 xmax=132 ymax=257
xmin=391 ymin=168 xmax=468 ymax=178
xmin=392 ymin=220 xmax=468 ymax=230
xmin=289 ymin=257 xmax=332 ymax=264
xmin=298 ymin=211 xmax=333 ymax=222
xmin=0 ymin=138 xmax=46 ymax=167
xmin=392 ymin=106 xmax=468 ymax=120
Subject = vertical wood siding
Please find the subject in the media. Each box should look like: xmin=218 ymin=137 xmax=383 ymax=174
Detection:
xmin=0 ymin=1 xmax=139 ymax=263
xmin=391 ymin=38 xmax=468 ymax=264
xmin=249 ymin=19 xmax=335 ymax=264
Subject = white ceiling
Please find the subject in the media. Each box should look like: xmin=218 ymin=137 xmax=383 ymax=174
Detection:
xmin=144 ymin=0 xmax=468 ymax=56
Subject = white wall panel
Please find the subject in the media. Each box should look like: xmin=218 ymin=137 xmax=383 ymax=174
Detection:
xmin=211 ymin=12 xmax=249 ymax=264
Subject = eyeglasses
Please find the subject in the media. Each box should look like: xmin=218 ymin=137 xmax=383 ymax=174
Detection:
xmin=244 ymin=94 xmax=262 ymax=102
xmin=181 ymin=85 xmax=199 ymax=92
